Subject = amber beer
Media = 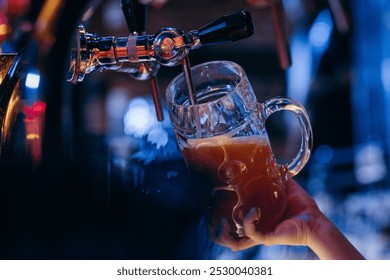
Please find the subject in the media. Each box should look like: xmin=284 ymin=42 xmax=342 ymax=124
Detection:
xmin=182 ymin=135 xmax=288 ymax=238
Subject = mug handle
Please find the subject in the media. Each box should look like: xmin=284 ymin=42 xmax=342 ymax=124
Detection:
xmin=260 ymin=97 xmax=313 ymax=176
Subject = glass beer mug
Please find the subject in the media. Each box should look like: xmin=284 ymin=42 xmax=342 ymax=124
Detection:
xmin=166 ymin=60 xmax=313 ymax=238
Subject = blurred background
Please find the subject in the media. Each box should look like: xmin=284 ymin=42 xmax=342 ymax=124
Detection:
xmin=1 ymin=0 xmax=390 ymax=259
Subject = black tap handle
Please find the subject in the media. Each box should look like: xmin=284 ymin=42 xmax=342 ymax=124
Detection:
xmin=121 ymin=0 xmax=146 ymax=33
xmin=197 ymin=10 xmax=254 ymax=46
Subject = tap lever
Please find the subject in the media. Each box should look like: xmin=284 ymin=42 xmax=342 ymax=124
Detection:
xmin=120 ymin=0 xmax=146 ymax=34
xmin=153 ymin=10 xmax=254 ymax=65
xmin=195 ymin=10 xmax=254 ymax=46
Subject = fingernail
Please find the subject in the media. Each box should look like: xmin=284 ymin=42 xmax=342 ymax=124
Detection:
xmin=245 ymin=207 xmax=261 ymax=222
xmin=245 ymin=207 xmax=256 ymax=219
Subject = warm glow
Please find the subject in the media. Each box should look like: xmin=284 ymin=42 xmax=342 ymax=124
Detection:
xmin=0 ymin=24 xmax=9 ymax=35
xmin=23 ymin=101 xmax=46 ymax=165
xmin=34 ymin=0 xmax=62 ymax=44
xmin=26 ymin=133 xmax=40 ymax=140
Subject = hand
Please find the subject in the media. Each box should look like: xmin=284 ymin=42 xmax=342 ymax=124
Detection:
xmin=210 ymin=178 xmax=365 ymax=260
xmin=211 ymin=178 xmax=322 ymax=251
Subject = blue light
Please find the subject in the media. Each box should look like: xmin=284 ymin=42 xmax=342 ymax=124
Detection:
xmin=354 ymin=142 xmax=387 ymax=185
xmin=381 ymin=58 xmax=390 ymax=93
xmin=309 ymin=10 xmax=334 ymax=48
xmin=314 ymin=145 xmax=334 ymax=164
xmin=25 ymin=73 xmax=41 ymax=89
xmin=123 ymin=97 xmax=156 ymax=137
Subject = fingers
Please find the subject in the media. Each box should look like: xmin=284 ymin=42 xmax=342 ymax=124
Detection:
xmin=208 ymin=218 xmax=240 ymax=248
xmin=208 ymin=217 xmax=258 ymax=251
xmin=223 ymin=238 xmax=258 ymax=252
xmin=214 ymin=233 xmax=258 ymax=252
xmin=242 ymin=207 xmax=275 ymax=246
xmin=242 ymin=207 xmax=261 ymax=236
xmin=208 ymin=208 xmax=302 ymax=250
xmin=209 ymin=207 xmax=267 ymax=251
xmin=206 ymin=178 xmax=317 ymax=251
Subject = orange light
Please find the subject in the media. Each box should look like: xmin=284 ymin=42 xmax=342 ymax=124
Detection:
xmin=0 ymin=24 xmax=9 ymax=35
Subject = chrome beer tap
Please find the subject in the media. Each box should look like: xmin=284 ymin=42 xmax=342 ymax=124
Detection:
xmin=67 ymin=9 xmax=255 ymax=108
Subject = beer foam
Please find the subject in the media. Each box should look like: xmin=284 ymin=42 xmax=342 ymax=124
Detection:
xmin=186 ymin=135 xmax=267 ymax=147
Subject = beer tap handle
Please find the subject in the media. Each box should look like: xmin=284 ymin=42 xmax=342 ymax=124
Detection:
xmin=121 ymin=0 xmax=164 ymax=121
xmin=120 ymin=0 xmax=146 ymax=34
xmin=195 ymin=10 xmax=254 ymax=46
xmin=270 ymin=0 xmax=291 ymax=69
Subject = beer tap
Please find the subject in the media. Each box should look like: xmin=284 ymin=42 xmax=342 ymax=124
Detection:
xmin=67 ymin=9 xmax=255 ymax=104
